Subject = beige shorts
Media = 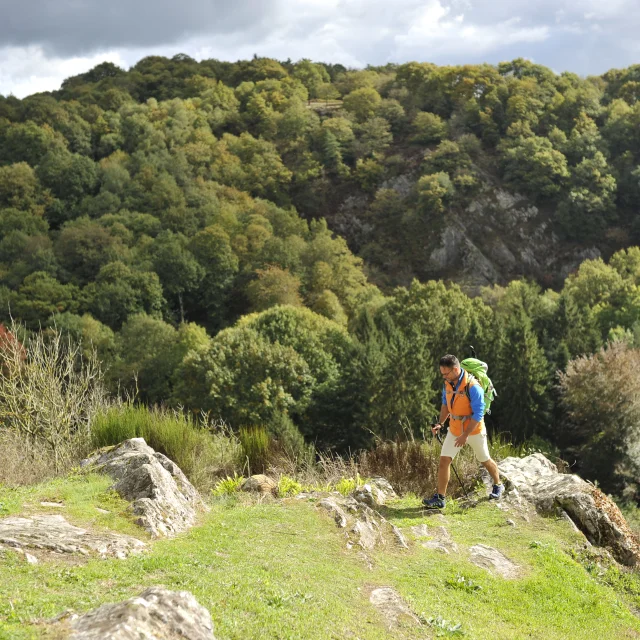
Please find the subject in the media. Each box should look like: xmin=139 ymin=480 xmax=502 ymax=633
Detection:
xmin=440 ymin=429 xmax=491 ymax=463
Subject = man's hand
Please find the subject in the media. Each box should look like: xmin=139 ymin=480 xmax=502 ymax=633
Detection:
xmin=431 ymin=423 xmax=442 ymax=436
xmin=454 ymin=433 xmax=468 ymax=448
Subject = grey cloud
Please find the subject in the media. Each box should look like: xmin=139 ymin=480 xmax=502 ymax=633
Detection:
xmin=2 ymin=0 xmax=640 ymax=99
xmin=0 ymin=0 xmax=275 ymax=56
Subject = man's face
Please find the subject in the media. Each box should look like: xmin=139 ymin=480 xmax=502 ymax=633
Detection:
xmin=440 ymin=366 xmax=460 ymax=385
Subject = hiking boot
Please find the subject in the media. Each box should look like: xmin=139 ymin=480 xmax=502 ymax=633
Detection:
xmin=489 ymin=483 xmax=504 ymax=500
xmin=422 ymin=493 xmax=446 ymax=509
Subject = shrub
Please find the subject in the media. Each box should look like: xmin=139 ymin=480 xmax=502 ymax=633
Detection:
xmin=559 ymin=341 xmax=640 ymax=498
xmin=411 ymin=112 xmax=447 ymax=144
xmin=239 ymin=425 xmax=270 ymax=475
xmin=335 ymin=475 xmax=364 ymax=496
xmin=266 ymin=412 xmax=309 ymax=461
xmin=0 ymin=428 xmax=59 ymax=486
xmin=359 ymin=437 xmax=481 ymax=498
xmin=278 ymin=475 xmax=303 ymax=497
xmin=91 ymin=404 xmax=242 ymax=491
xmin=0 ymin=321 xmax=108 ymax=474
xmin=211 ymin=474 xmax=245 ymax=496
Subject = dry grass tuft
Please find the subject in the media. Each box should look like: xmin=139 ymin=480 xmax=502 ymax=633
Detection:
xmin=359 ymin=437 xmax=482 ymax=498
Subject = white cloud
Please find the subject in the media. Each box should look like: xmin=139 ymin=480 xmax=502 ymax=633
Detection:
xmin=0 ymin=46 xmax=125 ymax=98
xmin=1 ymin=0 xmax=640 ymax=98
xmin=393 ymin=4 xmax=549 ymax=58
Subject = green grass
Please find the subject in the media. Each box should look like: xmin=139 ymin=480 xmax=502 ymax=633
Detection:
xmin=0 ymin=498 xmax=412 ymax=640
xmin=377 ymin=493 xmax=640 ymax=640
xmin=0 ymin=472 xmax=146 ymax=539
xmin=1 ymin=478 xmax=640 ymax=639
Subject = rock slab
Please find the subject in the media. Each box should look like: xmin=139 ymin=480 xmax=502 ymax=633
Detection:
xmin=317 ymin=494 xmax=407 ymax=551
xmin=369 ymin=587 xmax=420 ymax=629
xmin=0 ymin=514 xmax=145 ymax=559
xmin=421 ymin=526 xmax=459 ymax=555
xmin=499 ymin=453 xmax=640 ymax=566
xmin=82 ymin=438 xmax=205 ymax=538
xmin=469 ymin=544 xmax=520 ymax=579
xmin=68 ymin=587 xmax=215 ymax=639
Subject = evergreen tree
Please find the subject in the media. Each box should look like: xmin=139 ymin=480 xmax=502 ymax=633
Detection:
xmin=493 ymin=307 xmax=551 ymax=442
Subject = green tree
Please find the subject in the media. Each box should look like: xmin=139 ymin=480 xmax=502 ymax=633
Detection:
xmin=51 ymin=312 xmax=117 ymax=366
xmin=55 ymin=217 xmax=128 ymax=285
xmin=353 ymin=117 xmax=393 ymax=158
xmin=499 ymin=128 xmax=569 ymax=201
xmin=493 ymin=306 xmax=551 ymax=441
xmin=557 ymin=151 xmax=617 ymax=240
xmin=8 ymin=272 xmax=81 ymax=328
xmin=111 ymin=314 xmax=185 ymax=403
xmin=411 ymin=112 xmax=447 ymax=144
xmin=416 ymin=172 xmax=454 ymax=217
xmin=293 ymin=60 xmax=330 ymax=100
xmin=0 ymin=121 xmax=61 ymax=166
xmin=559 ymin=341 xmax=640 ymax=498
xmin=36 ymin=149 xmax=99 ymax=204
xmin=342 ymin=87 xmax=382 ymax=123
xmin=246 ymin=266 xmax=303 ymax=311
xmin=348 ymin=306 xmax=436 ymax=441
xmin=149 ymin=231 xmax=204 ymax=322
xmin=0 ymin=163 xmax=44 ymax=213
xmin=188 ymin=225 xmax=239 ymax=329
xmin=85 ymin=262 xmax=164 ymax=329
xmin=175 ymin=325 xmax=313 ymax=426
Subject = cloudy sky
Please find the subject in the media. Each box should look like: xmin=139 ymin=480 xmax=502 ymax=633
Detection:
xmin=2 ymin=0 xmax=639 ymax=98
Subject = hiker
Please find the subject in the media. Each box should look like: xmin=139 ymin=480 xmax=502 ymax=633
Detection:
xmin=422 ymin=354 xmax=504 ymax=509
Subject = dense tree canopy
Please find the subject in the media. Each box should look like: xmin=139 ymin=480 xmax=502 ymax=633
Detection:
xmin=4 ymin=55 xmax=640 ymax=499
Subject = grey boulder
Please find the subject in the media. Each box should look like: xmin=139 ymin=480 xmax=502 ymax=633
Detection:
xmin=499 ymin=453 xmax=640 ymax=566
xmin=68 ymin=587 xmax=214 ymax=639
xmin=82 ymin=438 xmax=206 ymax=538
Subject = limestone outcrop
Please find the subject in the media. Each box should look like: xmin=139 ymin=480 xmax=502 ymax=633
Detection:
xmin=82 ymin=438 xmax=206 ymax=538
xmin=66 ymin=587 xmax=215 ymax=639
xmin=0 ymin=514 xmax=146 ymax=561
xmin=316 ymin=491 xmax=408 ymax=552
xmin=499 ymin=453 xmax=640 ymax=566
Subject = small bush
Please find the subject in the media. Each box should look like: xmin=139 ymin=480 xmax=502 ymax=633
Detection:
xmin=211 ymin=474 xmax=245 ymax=496
xmin=0 ymin=321 xmax=109 ymax=477
xmin=239 ymin=425 xmax=270 ymax=475
xmin=335 ymin=474 xmax=364 ymax=496
xmin=91 ymin=404 xmax=242 ymax=492
xmin=266 ymin=413 xmax=309 ymax=461
xmin=278 ymin=475 xmax=302 ymax=497
xmin=0 ymin=428 xmax=59 ymax=486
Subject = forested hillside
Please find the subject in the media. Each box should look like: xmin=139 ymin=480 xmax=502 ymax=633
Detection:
xmin=1 ymin=55 xmax=640 ymax=504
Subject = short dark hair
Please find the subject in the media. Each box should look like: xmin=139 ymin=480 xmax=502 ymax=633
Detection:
xmin=439 ymin=355 xmax=460 ymax=368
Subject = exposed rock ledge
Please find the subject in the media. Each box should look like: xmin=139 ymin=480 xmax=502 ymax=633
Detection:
xmin=498 ymin=453 xmax=640 ymax=566
xmin=0 ymin=514 xmax=145 ymax=561
xmin=82 ymin=438 xmax=206 ymax=538
xmin=55 ymin=587 xmax=215 ymax=639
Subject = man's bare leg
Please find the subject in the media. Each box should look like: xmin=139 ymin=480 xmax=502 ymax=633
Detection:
xmin=438 ymin=456 xmax=452 ymax=496
xmin=482 ymin=458 xmax=501 ymax=485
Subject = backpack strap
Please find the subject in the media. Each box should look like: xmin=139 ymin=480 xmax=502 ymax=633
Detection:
xmin=463 ymin=374 xmax=478 ymax=402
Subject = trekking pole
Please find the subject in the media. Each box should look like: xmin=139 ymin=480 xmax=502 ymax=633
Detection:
xmin=433 ymin=416 xmax=470 ymax=499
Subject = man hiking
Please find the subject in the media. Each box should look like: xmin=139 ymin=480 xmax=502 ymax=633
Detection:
xmin=423 ymin=354 xmax=504 ymax=509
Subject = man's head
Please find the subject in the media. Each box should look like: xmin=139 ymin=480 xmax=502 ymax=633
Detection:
xmin=439 ymin=354 xmax=461 ymax=385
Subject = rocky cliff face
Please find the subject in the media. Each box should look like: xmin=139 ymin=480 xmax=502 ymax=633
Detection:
xmin=427 ymin=187 xmax=601 ymax=293
xmin=331 ymin=175 xmax=603 ymax=293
